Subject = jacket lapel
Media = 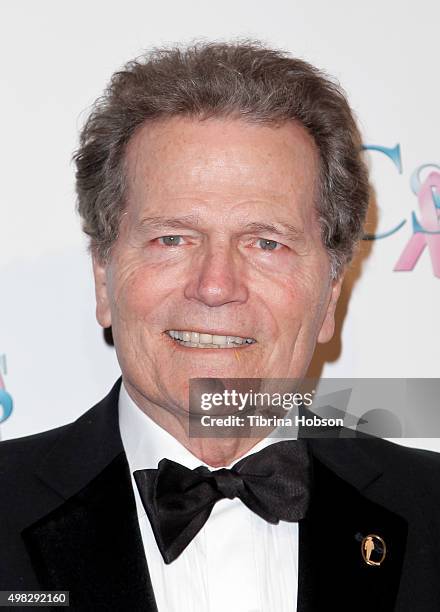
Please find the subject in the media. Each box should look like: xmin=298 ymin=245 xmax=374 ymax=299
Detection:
xmin=20 ymin=380 xmax=410 ymax=611
xmin=21 ymin=380 xmax=158 ymax=611
xmin=297 ymin=437 xmax=408 ymax=612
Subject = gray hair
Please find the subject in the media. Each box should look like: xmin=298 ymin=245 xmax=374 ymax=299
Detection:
xmin=73 ymin=40 xmax=369 ymax=277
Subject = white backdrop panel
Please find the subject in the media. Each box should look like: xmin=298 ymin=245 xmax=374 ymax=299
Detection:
xmin=1 ymin=0 xmax=438 ymax=450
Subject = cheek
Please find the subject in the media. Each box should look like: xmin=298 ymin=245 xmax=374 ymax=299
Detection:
xmin=110 ymin=264 xmax=168 ymax=329
xmin=258 ymin=270 xmax=331 ymax=365
xmin=257 ymin=268 xmax=321 ymax=329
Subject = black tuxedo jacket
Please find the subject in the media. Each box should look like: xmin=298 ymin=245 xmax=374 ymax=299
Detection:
xmin=1 ymin=378 xmax=440 ymax=611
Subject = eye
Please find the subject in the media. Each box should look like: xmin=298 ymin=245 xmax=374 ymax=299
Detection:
xmin=257 ymin=238 xmax=281 ymax=251
xmin=158 ymin=235 xmax=183 ymax=246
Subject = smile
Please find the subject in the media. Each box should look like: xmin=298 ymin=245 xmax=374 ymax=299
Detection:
xmin=166 ymin=330 xmax=257 ymax=349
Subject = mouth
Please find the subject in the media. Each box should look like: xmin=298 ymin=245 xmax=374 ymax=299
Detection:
xmin=165 ymin=329 xmax=257 ymax=349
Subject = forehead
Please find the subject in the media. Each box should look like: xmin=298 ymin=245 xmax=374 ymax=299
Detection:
xmin=123 ymin=116 xmax=320 ymax=222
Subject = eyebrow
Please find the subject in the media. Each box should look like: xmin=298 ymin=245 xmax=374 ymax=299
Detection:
xmin=240 ymin=221 xmax=305 ymax=243
xmin=134 ymin=216 xmax=305 ymax=243
xmin=134 ymin=215 xmax=201 ymax=233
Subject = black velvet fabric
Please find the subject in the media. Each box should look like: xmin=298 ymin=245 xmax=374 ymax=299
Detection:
xmin=22 ymin=453 xmax=157 ymax=611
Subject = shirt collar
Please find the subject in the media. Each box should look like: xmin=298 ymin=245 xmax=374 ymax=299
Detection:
xmin=118 ymin=381 xmax=297 ymax=472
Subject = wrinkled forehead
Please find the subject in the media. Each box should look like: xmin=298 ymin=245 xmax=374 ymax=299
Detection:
xmin=122 ymin=116 xmax=321 ymax=225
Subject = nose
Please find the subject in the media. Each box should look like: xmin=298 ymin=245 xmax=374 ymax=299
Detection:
xmin=184 ymin=243 xmax=249 ymax=307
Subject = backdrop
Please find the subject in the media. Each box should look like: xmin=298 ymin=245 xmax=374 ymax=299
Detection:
xmin=1 ymin=0 xmax=439 ymax=450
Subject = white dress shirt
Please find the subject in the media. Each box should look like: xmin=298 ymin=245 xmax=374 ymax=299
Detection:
xmin=119 ymin=383 xmax=299 ymax=612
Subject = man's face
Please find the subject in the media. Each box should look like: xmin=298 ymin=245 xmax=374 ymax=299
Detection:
xmin=93 ymin=117 xmax=343 ymax=413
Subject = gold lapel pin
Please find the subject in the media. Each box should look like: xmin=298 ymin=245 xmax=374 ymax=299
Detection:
xmin=361 ymin=534 xmax=387 ymax=566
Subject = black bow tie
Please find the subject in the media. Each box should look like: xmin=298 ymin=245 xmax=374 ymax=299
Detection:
xmin=133 ymin=439 xmax=311 ymax=564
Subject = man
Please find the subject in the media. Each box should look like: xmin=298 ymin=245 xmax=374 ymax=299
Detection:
xmin=0 ymin=42 xmax=439 ymax=612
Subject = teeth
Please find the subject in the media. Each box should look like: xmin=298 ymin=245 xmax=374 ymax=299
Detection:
xmin=212 ymin=335 xmax=227 ymax=345
xmin=199 ymin=333 xmax=212 ymax=344
xmin=166 ymin=330 xmax=256 ymax=348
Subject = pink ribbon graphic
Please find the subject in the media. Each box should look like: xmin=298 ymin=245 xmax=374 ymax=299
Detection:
xmin=394 ymin=171 xmax=440 ymax=277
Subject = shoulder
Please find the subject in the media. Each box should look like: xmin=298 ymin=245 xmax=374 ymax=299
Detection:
xmin=0 ymin=378 xmax=122 ymax=479
xmin=311 ymin=433 xmax=440 ymax=513
xmin=0 ymin=423 xmax=70 ymax=480
xmin=0 ymin=380 xmax=122 ymax=533
xmin=365 ymin=436 xmax=440 ymax=472
xmin=0 ymin=423 xmax=75 ymax=528
xmin=357 ymin=436 xmax=440 ymax=502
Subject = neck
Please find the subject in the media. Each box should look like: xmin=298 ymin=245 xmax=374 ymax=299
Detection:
xmin=124 ymin=380 xmax=267 ymax=467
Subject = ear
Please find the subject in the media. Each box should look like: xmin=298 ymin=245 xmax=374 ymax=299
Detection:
xmin=317 ymin=274 xmax=344 ymax=344
xmin=92 ymin=254 xmax=112 ymax=329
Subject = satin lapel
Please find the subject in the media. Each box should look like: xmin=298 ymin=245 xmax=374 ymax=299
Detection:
xmin=297 ymin=438 xmax=408 ymax=612
xmin=21 ymin=379 xmax=158 ymax=612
